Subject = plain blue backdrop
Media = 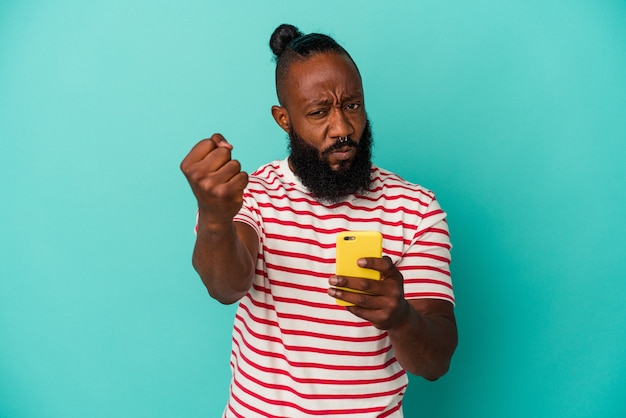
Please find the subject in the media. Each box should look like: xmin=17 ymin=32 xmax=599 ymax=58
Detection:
xmin=1 ymin=1 xmax=625 ymax=417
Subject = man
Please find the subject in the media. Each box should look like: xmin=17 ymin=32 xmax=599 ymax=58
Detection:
xmin=180 ymin=24 xmax=457 ymax=417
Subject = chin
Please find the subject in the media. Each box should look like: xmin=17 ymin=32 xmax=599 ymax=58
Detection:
xmin=335 ymin=161 xmax=353 ymax=172
xmin=325 ymin=156 xmax=355 ymax=172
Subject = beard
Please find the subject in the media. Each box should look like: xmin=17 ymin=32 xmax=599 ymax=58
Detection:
xmin=288 ymin=119 xmax=373 ymax=204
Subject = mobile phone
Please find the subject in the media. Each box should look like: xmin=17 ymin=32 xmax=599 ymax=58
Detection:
xmin=334 ymin=230 xmax=383 ymax=306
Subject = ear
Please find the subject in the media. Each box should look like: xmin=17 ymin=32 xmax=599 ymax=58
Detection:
xmin=271 ymin=105 xmax=290 ymax=133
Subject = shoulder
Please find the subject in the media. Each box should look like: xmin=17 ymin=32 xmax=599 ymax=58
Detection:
xmin=370 ymin=165 xmax=437 ymax=204
xmin=246 ymin=160 xmax=288 ymax=190
xmin=249 ymin=160 xmax=282 ymax=181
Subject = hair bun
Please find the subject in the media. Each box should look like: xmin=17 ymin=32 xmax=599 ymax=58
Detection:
xmin=269 ymin=24 xmax=303 ymax=58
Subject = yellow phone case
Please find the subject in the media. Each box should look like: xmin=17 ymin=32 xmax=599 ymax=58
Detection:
xmin=335 ymin=231 xmax=383 ymax=306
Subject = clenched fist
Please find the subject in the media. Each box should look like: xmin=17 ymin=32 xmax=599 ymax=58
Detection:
xmin=180 ymin=134 xmax=249 ymax=226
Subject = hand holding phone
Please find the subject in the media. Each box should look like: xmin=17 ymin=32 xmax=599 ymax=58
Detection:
xmin=334 ymin=231 xmax=383 ymax=306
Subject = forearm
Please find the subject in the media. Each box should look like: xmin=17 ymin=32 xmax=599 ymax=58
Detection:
xmin=387 ymin=300 xmax=457 ymax=380
xmin=192 ymin=218 xmax=256 ymax=304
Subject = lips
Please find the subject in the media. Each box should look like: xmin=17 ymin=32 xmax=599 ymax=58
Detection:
xmin=334 ymin=144 xmax=354 ymax=155
xmin=329 ymin=146 xmax=356 ymax=163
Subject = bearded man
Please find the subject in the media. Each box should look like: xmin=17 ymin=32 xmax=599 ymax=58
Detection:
xmin=180 ymin=23 xmax=457 ymax=418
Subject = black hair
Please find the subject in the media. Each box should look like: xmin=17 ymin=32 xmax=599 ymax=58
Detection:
xmin=269 ymin=24 xmax=359 ymax=106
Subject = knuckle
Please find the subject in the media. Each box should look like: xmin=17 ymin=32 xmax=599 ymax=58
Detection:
xmin=214 ymin=182 xmax=242 ymax=200
xmin=348 ymin=306 xmax=361 ymax=317
xmin=238 ymin=171 xmax=249 ymax=183
xmin=334 ymin=276 xmax=346 ymax=286
xmin=227 ymin=159 xmax=242 ymax=172
xmin=212 ymin=147 xmax=231 ymax=160
xmin=360 ymin=279 xmax=373 ymax=291
xmin=211 ymin=183 xmax=231 ymax=198
xmin=382 ymin=256 xmax=394 ymax=269
xmin=190 ymin=170 xmax=209 ymax=186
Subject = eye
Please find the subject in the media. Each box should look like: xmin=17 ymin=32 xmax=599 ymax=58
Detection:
xmin=308 ymin=109 xmax=328 ymax=117
xmin=346 ymin=103 xmax=361 ymax=111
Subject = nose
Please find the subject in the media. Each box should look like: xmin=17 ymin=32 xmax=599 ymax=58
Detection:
xmin=328 ymin=107 xmax=354 ymax=139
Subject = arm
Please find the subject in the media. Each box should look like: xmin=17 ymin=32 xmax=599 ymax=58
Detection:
xmin=328 ymin=257 xmax=457 ymax=380
xmin=386 ymin=298 xmax=457 ymax=380
xmin=192 ymin=220 xmax=258 ymax=304
xmin=181 ymin=134 xmax=258 ymax=304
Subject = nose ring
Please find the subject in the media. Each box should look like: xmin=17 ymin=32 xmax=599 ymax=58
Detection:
xmin=338 ymin=136 xmax=348 ymax=143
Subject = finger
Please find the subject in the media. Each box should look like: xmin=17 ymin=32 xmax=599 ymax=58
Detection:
xmin=329 ymin=274 xmax=381 ymax=303
xmin=208 ymin=160 xmax=248 ymax=190
xmin=180 ymin=139 xmax=218 ymax=172
xmin=211 ymin=133 xmax=233 ymax=150
xmin=330 ymin=273 xmax=368 ymax=289
xmin=194 ymin=146 xmax=235 ymax=174
xmin=346 ymin=303 xmax=399 ymax=330
xmin=180 ymin=134 xmax=233 ymax=169
xmin=357 ymin=256 xmax=395 ymax=277
xmin=213 ymin=171 xmax=249 ymax=205
xmin=226 ymin=170 xmax=249 ymax=192
xmin=327 ymin=286 xmax=371 ymax=307
xmin=200 ymin=155 xmax=242 ymax=182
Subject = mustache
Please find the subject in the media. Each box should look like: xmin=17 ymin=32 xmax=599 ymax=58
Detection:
xmin=322 ymin=137 xmax=359 ymax=156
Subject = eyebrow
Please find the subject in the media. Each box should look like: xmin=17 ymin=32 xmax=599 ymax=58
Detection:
xmin=306 ymin=93 xmax=364 ymax=107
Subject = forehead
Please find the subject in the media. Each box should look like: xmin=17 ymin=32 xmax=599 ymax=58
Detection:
xmin=283 ymin=52 xmax=363 ymax=107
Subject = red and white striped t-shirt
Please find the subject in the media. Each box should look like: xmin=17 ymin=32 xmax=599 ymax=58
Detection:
xmin=224 ymin=158 xmax=454 ymax=417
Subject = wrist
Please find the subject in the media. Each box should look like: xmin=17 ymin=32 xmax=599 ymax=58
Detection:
xmin=387 ymin=299 xmax=414 ymax=334
xmin=196 ymin=212 xmax=237 ymax=236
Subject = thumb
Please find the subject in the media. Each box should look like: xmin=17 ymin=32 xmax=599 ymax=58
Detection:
xmin=211 ymin=133 xmax=234 ymax=150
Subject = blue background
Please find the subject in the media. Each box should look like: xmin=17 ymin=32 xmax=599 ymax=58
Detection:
xmin=1 ymin=1 xmax=625 ymax=417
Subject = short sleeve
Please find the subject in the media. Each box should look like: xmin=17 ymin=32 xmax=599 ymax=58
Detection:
xmin=398 ymin=199 xmax=455 ymax=304
xmin=233 ymin=188 xmax=263 ymax=238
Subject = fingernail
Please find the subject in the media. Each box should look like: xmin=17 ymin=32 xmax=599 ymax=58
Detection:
xmin=219 ymin=140 xmax=233 ymax=149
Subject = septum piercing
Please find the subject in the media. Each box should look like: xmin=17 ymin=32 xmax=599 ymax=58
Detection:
xmin=338 ymin=136 xmax=349 ymax=143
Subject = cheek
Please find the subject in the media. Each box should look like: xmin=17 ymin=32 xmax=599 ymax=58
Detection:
xmin=296 ymin=122 xmax=326 ymax=145
xmin=351 ymin=115 xmax=367 ymax=139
